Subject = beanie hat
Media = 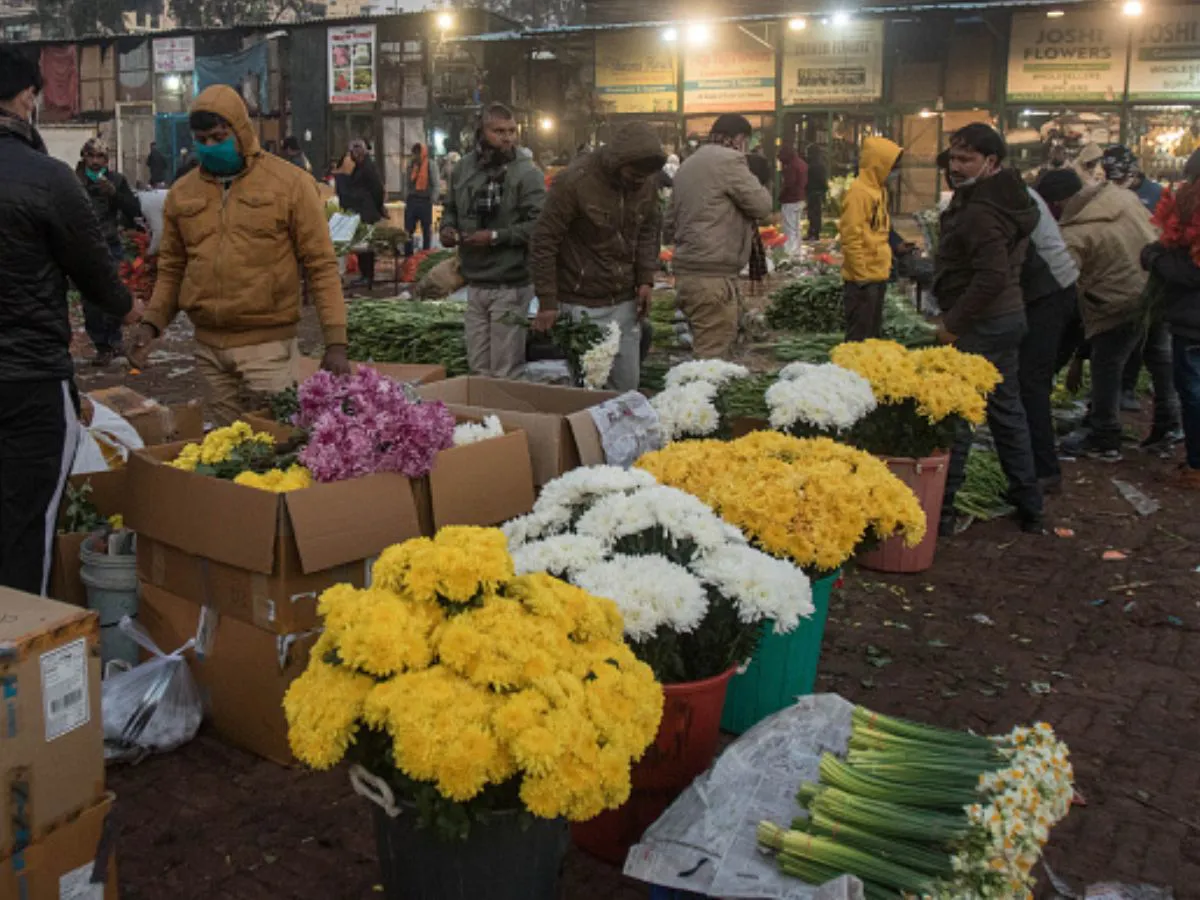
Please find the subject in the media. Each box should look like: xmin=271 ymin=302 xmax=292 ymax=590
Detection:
xmin=1100 ymin=144 xmax=1138 ymax=182
xmin=1036 ymin=169 xmax=1083 ymax=204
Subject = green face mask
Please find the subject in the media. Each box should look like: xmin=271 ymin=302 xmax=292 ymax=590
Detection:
xmin=86 ymin=167 xmax=107 ymax=182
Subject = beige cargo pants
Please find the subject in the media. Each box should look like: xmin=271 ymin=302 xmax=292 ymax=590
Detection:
xmin=676 ymin=276 xmax=741 ymax=359
xmin=193 ymin=339 xmax=300 ymax=426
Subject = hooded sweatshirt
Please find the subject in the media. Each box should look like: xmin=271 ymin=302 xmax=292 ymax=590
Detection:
xmin=145 ymin=85 xmax=346 ymax=349
xmin=666 ymin=142 xmax=773 ymax=278
xmin=779 ymin=146 xmax=808 ymax=205
xmin=935 ymin=168 xmax=1040 ymax=335
xmin=530 ymin=122 xmax=665 ymax=310
xmin=1058 ymin=182 xmax=1157 ymax=338
xmin=840 ymin=136 xmax=902 ymax=283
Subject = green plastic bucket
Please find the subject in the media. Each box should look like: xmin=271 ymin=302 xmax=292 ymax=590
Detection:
xmin=720 ymin=571 xmax=839 ymax=735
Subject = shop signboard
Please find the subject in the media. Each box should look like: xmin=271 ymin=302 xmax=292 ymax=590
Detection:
xmin=153 ymin=37 xmax=195 ymax=74
xmin=781 ymin=20 xmax=884 ymax=106
xmin=683 ymin=29 xmax=775 ymax=114
xmin=329 ymin=24 xmax=377 ymax=104
xmin=595 ymin=31 xmax=677 ymax=114
xmin=1129 ymin=5 xmax=1200 ymax=100
xmin=1006 ymin=10 xmax=1129 ymax=102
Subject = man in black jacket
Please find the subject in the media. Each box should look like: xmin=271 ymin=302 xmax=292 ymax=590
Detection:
xmin=935 ymin=123 xmax=1044 ymax=535
xmin=0 ymin=48 xmax=139 ymax=596
xmin=805 ymin=145 xmax=829 ymax=240
xmin=77 ymin=137 xmax=143 ymax=365
xmin=337 ymin=139 xmax=386 ymax=288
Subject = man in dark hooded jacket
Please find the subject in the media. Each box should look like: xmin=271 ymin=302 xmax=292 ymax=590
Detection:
xmin=935 ymin=123 xmax=1044 ymax=535
xmin=530 ymin=122 xmax=665 ymax=391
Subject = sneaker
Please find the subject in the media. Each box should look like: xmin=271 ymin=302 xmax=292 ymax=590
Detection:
xmin=1061 ymin=433 xmax=1122 ymax=462
xmin=938 ymin=514 xmax=975 ymax=538
xmin=1120 ymin=390 xmax=1142 ymax=412
xmin=1139 ymin=427 xmax=1184 ymax=452
xmin=90 ymin=348 xmax=114 ymax=368
xmin=1019 ymin=516 xmax=1047 ymax=535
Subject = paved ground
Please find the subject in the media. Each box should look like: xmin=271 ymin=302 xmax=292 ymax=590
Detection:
xmin=80 ymin=307 xmax=1198 ymax=899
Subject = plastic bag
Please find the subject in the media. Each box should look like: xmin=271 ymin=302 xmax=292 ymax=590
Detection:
xmin=101 ymin=616 xmax=203 ymax=762
xmin=72 ymin=399 xmax=145 ymax=475
xmin=415 ymin=256 xmax=465 ymax=299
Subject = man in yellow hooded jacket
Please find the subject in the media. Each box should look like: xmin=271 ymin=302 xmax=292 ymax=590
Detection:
xmin=839 ymin=136 xmax=903 ymax=341
xmin=128 ymin=85 xmax=349 ymax=424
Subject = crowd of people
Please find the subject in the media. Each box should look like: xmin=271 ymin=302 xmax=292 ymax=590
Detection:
xmin=3 ymin=38 xmax=1200 ymax=597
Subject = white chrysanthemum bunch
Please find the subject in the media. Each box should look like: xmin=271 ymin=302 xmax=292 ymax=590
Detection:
xmin=580 ymin=321 xmax=621 ymax=390
xmin=504 ymin=466 xmax=814 ymax=677
xmin=765 ymin=362 xmax=877 ymax=434
xmin=664 ymin=360 xmax=751 ymax=390
xmin=651 ymin=380 xmax=721 ymax=441
xmin=452 ymin=415 xmax=505 ymax=447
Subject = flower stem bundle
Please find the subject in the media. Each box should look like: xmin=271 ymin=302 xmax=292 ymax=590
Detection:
xmin=758 ymin=707 xmax=1074 ymax=898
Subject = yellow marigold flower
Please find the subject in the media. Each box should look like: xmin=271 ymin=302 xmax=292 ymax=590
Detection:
xmin=233 ymin=465 xmax=314 ymax=493
xmin=282 ymin=659 xmax=373 ymax=769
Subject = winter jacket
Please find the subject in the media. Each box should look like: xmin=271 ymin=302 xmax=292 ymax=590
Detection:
xmin=666 ymin=143 xmax=773 ymax=279
xmin=935 ymin=168 xmax=1040 ymax=336
xmin=530 ymin=122 xmax=664 ymax=311
xmin=147 ymin=148 xmax=168 ymax=184
xmin=840 ymin=137 xmax=902 ymax=283
xmin=76 ymin=164 xmax=143 ymax=246
xmin=340 ymin=155 xmax=386 ymax=224
xmin=442 ymin=149 xmax=546 ymax=286
xmin=405 ymin=154 xmax=439 ymax=204
xmin=806 ymin=151 xmax=829 ymax=197
xmin=779 ymin=147 xmax=808 ymax=205
xmin=1144 ymin=243 xmax=1200 ymax=341
xmin=747 ymin=152 xmax=772 ymax=190
xmin=1022 ymin=188 xmax=1079 ymax=301
xmin=0 ymin=113 xmax=132 ymax=383
xmin=145 ymin=85 xmax=347 ymax=349
xmin=1057 ymin=182 xmax=1156 ymax=339
xmin=1134 ymin=177 xmax=1164 ymax=215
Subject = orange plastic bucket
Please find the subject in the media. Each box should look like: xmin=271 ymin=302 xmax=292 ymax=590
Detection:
xmin=571 ymin=667 xmax=736 ymax=864
xmin=857 ymin=452 xmax=949 ymax=574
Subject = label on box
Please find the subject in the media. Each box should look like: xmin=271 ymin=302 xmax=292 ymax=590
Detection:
xmin=60 ymin=861 xmax=103 ymax=899
xmin=41 ymin=638 xmax=90 ymax=741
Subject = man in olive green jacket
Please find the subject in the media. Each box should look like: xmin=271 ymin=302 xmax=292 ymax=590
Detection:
xmin=441 ymin=103 xmax=547 ymax=379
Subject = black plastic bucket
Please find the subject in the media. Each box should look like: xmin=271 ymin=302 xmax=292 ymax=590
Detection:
xmin=371 ymin=803 xmax=569 ymax=900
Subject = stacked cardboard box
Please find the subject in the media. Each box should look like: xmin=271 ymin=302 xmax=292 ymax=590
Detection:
xmin=0 ymin=591 xmax=115 ymax=899
xmin=127 ymin=425 xmax=536 ymax=764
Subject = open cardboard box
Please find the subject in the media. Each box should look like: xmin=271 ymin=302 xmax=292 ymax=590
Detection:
xmin=50 ymin=470 xmax=128 ymax=608
xmin=0 ymin=591 xmax=105 ymax=859
xmin=415 ymin=377 xmax=614 ymax=486
xmin=138 ymin=583 xmax=317 ymax=767
xmin=295 ymin=356 xmax=446 ymax=385
xmin=86 ymin=386 xmax=204 ymax=446
xmin=0 ymin=793 xmax=118 ymax=898
xmin=126 ymin=441 xmax=424 ymax=634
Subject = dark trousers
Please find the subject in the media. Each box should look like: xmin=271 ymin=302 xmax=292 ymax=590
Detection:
xmin=404 ymin=196 xmax=433 ymax=256
xmin=1174 ymin=334 xmax=1200 ymax=470
xmin=843 ymin=281 xmax=886 ymax=342
xmin=942 ymin=312 xmax=1042 ymax=525
xmin=83 ymin=241 xmax=126 ymax=353
xmin=1089 ymin=322 xmax=1141 ymax=450
xmin=1129 ymin=321 xmax=1180 ymax=429
xmin=806 ymin=193 xmax=824 ymax=240
xmin=1020 ymin=285 xmax=1077 ymax=480
xmin=0 ymin=380 xmax=79 ymax=596
xmin=357 ymin=250 xmax=376 ymax=288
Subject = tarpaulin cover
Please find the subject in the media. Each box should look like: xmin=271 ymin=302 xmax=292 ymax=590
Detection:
xmin=40 ymin=45 xmax=79 ymax=115
xmin=195 ymin=42 xmax=269 ymax=114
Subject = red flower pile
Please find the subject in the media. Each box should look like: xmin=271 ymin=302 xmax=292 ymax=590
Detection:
xmin=1151 ymin=186 xmax=1200 ymax=266
xmin=118 ymin=230 xmax=156 ymax=301
xmin=398 ymin=248 xmax=437 ymax=283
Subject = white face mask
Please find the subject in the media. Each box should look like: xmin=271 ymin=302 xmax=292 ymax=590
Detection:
xmin=950 ymin=159 xmax=997 ymax=189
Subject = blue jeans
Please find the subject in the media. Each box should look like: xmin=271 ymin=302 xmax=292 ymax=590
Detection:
xmin=83 ymin=241 xmax=126 ymax=353
xmin=1174 ymin=334 xmax=1200 ymax=470
xmin=404 ymin=196 xmax=433 ymax=256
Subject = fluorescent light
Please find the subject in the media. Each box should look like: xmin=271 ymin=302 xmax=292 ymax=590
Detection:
xmin=164 ymin=74 xmax=181 ymax=92
xmin=788 ymin=17 xmax=807 ymax=30
xmin=1046 ymin=9 xmax=1065 ymax=16
xmin=662 ymin=27 xmax=678 ymax=42
xmin=1122 ymin=0 xmax=1143 ymax=15
xmin=436 ymin=11 xmax=454 ymax=30
xmin=919 ymin=109 xmax=935 ymax=118
xmin=687 ymin=22 xmax=711 ymax=45
xmin=831 ymin=11 xmax=851 ymax=26
xmin=539 ymin=117 xmax=555 ymax=132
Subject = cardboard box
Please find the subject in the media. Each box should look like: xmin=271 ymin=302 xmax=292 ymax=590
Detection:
xmin=139 ymin=583 xmax=316 ymax=766
xmin=50 ymin=470 xmax=129 ymax=609
xmin=0 ymin=592 xmax=104 ymax=858
xmin=296 ymin=357 xmax=446 ymax=385
xmin=416 ymin=378 xmax=614 ymax=486
xmin=86 ymin=387 xmax=205 ymax=447
xmin=126 ymin=442 xmax=423 ymax=634
xmin=0 ymin=793 xmax=117 ymax=900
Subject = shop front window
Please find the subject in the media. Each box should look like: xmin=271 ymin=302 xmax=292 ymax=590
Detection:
xmin=1129 ymin=106 xmax=1199 ymax=185
xmin=1003 ymin=108 xmax=1120 ymax=176
xmin=830 ymin=113 xmax=886 ymax=179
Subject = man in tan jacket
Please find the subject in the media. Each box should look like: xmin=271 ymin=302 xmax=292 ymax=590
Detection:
xmin=1036 ymin=169 xmax=1179 ymax=460
xmin=128 ymin=85 xmax=349 ymax=424
xmin=666 ymin=114 xmax=772 ymax=358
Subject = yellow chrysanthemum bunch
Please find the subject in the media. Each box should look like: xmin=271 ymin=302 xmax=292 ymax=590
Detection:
xmin=637 ymin=432 xmax=926 ymax=574
xmin=831 ymin=340 xmax=1000 ymax=426
xmin=283 ymin=526 xmax=662 ymax=823
xmin=232 ymin=465 xmax=314 ymax=493
xmin=168 ymin=420 xmax=276 ymax=471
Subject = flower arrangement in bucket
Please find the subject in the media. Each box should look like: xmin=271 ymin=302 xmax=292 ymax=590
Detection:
xmin=649 ymin=360 xmax=768 ymax=441
xmin=283 ymin=527 xmax=662 ymax=897
xmin=764 ymin=361 xmax=878 ymax=439
xmin=827 ymin=340 xmax=1000 ymax=572
xmin=503 ymin=465 xmax=815 ymax=860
